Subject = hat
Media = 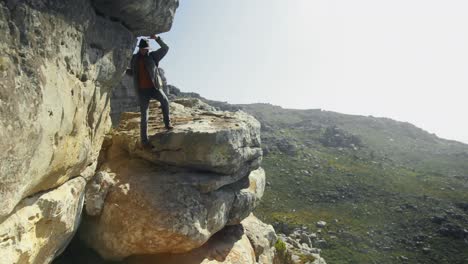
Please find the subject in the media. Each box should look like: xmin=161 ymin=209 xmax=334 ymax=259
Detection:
xmin=138 ymin=38 xmax=150 ymax=49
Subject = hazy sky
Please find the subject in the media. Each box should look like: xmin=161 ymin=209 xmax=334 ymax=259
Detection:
xmin=148 ymin=0 xmax=468 ymax=143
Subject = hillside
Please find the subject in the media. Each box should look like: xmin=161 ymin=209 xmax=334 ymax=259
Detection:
xmin=240 ymin=103 xmax=468 ymax=176
xmin=238 ymin=103 xmax=468 ymax=264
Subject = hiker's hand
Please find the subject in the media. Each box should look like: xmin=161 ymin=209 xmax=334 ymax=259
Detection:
xmin=149 ymin=34 xmax=158 ymax=40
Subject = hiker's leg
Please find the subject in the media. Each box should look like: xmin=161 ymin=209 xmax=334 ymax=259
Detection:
xmin=138 ymin=91 xmax=151 ymax=144
xmin=152 ymin=88 xmax=171 ymax=127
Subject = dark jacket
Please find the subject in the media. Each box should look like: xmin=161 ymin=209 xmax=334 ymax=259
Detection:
xmin=129 ymin=37 xmax=169 ymax=93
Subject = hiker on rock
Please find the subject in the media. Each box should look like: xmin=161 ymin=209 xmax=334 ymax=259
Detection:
xmin=129 ymin=35 xmax=173 ymax=149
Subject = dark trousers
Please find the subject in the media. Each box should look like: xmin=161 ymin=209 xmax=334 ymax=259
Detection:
xmin=138 ymin=87 xmax=170 ymax=144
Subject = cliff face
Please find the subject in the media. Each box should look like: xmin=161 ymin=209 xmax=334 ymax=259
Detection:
xmin=0 ymin=0 xmax=178 ymax=263
xmin=0 ymin=0 xmax=127 ymax=220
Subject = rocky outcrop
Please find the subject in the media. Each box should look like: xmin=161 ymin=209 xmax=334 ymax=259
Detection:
xmin=92 ymin=0 xmax=179 ymax=36
xmin=0 ymin=0 xmax=178 ymax=263
xmin=0 ymin=177 xmax=86 ymax=264
xmin=80 ymin=99 xmax=266 ymax=260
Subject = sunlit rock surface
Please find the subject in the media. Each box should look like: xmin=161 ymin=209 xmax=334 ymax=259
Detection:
xmin=0 ymin=177 xmax=86 ymax=264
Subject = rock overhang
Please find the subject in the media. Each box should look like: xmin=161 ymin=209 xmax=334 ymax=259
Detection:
xmin=91 ymin=0 xmax=180 ymax=35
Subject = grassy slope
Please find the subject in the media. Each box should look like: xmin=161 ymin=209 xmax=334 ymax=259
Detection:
xmin=236 ymin=103 xmax=468 ymax=264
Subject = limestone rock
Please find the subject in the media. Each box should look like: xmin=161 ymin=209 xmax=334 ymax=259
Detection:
xmin=127 ymin=225 xmax=256 ymax=264
xmin=241 ymin=214 xmax=278 ymax=264
xmin=91 ymin=0 xmax=179 ymax=35
xmin=112 ymin=99 xmax=262 ymax=176
xmin=80 ymin=144 xmax=265 ymax=260
xmin=0 ymin=177 xmax=86 ymax=264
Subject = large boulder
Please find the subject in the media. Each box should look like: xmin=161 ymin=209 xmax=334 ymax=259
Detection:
xmin=113 ymin=98 xmax=263 ymax=176
xmin=81 ymin=156 xmax=265 ymax=259
xmin=124 ymin=217 xmax=279 ymax=264
xmin=91 ymin=0 xmax=179 ymax=36
xmin=0 ymin=177 xmax=86 ymax=264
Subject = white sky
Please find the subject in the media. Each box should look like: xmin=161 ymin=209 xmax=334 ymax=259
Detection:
xmin=153 ymin=0 xmax=468 ymax=143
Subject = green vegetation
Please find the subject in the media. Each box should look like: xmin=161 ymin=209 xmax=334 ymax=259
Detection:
xmin=275 ymin=238 xmax=316 ymax=264
xmin=240 ymin=103 xmax=468 ymax=264
xmin=299 ymin=254 xmax=317 ymax=263
xmin=274 ymin=238 xmax=293 ymax=264
xmin=275 ymin=238 xmax=288 ymax=252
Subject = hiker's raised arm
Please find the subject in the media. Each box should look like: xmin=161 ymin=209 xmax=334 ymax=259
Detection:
xmin=150 ymin=35 xmax=169 ymax=64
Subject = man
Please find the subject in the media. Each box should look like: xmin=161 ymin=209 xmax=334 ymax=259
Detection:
xmin=129 ymin=35 xmax=173 ymax=150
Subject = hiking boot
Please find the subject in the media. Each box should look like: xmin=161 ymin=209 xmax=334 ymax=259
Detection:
xmin=165 ymin=124 xmax=174 ymax=130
